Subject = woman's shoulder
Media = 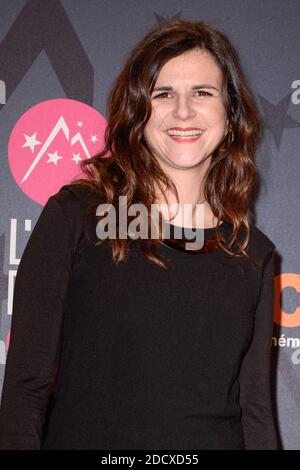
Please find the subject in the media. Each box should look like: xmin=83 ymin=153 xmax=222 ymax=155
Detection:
xmin=52 ymin=182 xmax=96 ymax=205
xmin=250 ymin=223 xmax=275 ymax=251
xmin=247 ymin=222 xmax=276 ymax=263
xmin=222 ymin=220 xmax=275 ymax=264
xmin=48 ymin=182 xmax=97 ymax=218
xmin=44 ymin=182 xmax=97 ymax=241
xmin=46 ymin=182 xmax=101 ymax=252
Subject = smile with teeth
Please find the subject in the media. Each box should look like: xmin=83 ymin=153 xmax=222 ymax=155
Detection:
xmin=167 ymin=129 xmax=203 ymax=137
xmin=166 ymin=129 xmax=204 ymax=143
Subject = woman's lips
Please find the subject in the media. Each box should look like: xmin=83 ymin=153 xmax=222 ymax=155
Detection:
xmin=167 ymin=134 xmax=202 ymax=143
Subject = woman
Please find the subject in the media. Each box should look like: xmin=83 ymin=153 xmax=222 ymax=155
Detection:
xmin=0 ymin=19 xmax=278 ymax=450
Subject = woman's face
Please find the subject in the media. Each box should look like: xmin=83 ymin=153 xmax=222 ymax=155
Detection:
xmin=143 ymin=48 xmax=228 ymax=170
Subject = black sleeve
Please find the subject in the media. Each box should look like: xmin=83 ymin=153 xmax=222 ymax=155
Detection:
xmin=0 ymin=195 xmax=73 ymax=449
xmin=238 ymin=249 xmax=278 ymax=450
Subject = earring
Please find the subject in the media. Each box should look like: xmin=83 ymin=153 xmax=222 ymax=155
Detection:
xmin=219 ymin=126 xmax=234 ymax=151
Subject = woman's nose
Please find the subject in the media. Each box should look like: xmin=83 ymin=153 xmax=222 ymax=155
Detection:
xmin=172 ymin=96 xmax=197 ymax=120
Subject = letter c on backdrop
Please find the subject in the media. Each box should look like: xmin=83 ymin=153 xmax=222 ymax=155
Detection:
xmin=274 ymin=273 xmax=300 ymax=327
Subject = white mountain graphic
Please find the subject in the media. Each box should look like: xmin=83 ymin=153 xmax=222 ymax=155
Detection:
xmin=21 ymin=115 xmax=91 ymax=183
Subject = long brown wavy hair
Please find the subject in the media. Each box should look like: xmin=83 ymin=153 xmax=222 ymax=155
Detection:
xmin=71 ymin=19 xmax=262 ymax=270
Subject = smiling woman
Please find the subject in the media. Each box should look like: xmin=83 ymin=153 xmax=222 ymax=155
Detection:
xmin=0 ymin=19 xmax=278 ymax=451
xmin=67 ymin=19 xmax=261 ymax=263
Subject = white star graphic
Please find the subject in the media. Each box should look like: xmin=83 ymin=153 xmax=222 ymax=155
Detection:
xmin=91 ymin=134 xmax=98 ymax=143
xmin=72 ymin=152 xmax=82 ymax=165
xmin=46 ymin=150 xmax=63 ymax=166
xmin=22 ymin=132 xmax=42 ymax=153
xmin=77 ymin=120 xmax=84 ymax=128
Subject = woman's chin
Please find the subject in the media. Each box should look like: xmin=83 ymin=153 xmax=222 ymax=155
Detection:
xmin=167 ymin=156 xmax=205 ymax=169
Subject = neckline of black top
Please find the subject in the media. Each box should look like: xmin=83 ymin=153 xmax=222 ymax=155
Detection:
xmin=160 ymin=220 xmax=227 ymax=255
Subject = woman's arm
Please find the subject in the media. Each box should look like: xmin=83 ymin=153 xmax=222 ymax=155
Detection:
xmin=238 ymin=249 xmax=278 ymax=450
xmin=0 ymin=194 xmax=73 ymax=449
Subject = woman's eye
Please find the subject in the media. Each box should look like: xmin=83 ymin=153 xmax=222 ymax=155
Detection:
xmin=153 ymin=92 xmax=171 ymax=99
xmin=195 ymin=91 xmax=212 ymax=96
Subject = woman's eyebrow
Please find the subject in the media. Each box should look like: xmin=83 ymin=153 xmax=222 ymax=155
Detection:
xmin=152 ymin=84 xmax=219 ymax=91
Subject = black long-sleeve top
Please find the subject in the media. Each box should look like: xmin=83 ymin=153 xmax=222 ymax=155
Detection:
xmin=0 ymin=183 xmax=278 ymax=450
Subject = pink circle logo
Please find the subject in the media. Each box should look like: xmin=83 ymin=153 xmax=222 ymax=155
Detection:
xmin=8 ymin=98 xmax=107 ymax=205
